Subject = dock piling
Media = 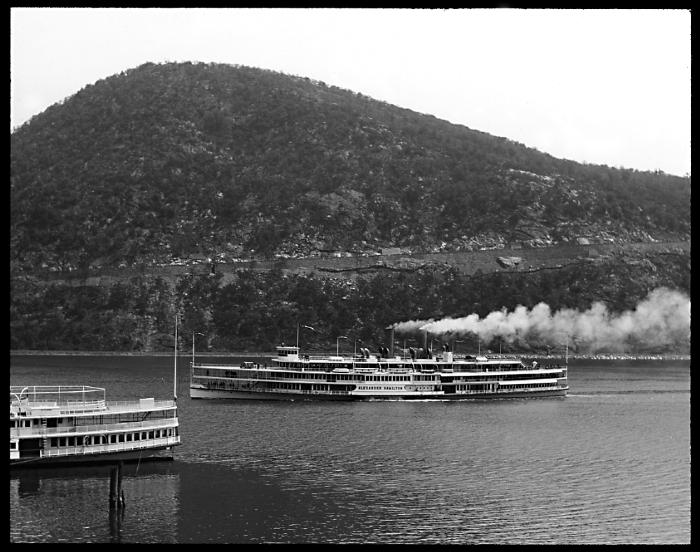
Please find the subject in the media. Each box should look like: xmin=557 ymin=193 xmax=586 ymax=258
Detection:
xmin=109 ymin=466 xmax=118 ymax=509
xmin=117 ymin=461 xmax=124 ymax=509
xmin=109 ymin=461 xmax=125 ymax=510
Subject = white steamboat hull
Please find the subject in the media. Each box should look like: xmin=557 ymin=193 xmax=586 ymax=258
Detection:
xmin=189 ymin=386 xmax=351 ymax=400
xmin=10 ymin=446 xmax=175 ymax=469
xmin=190 ymin=385 xmax=568 ymax=401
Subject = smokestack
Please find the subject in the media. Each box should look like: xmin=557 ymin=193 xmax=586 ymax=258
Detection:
xmin=384 ymin=325 xmax=395 ymax=357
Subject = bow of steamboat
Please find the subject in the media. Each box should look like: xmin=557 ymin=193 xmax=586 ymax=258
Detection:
xmin=190 ymin=346 xmax=568 ymax=400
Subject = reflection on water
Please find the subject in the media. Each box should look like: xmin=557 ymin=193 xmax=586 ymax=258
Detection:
xmin=9 ymin=356 xmax=690 ymax=544
xmin=108 ymin=506 xmax=125 ymax=543
xmin=10 ymin=464 xmax=179 ymax=543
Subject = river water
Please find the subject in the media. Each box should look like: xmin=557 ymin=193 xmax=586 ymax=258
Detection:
xmin=9 ymin=355 xmax=690 ymax=544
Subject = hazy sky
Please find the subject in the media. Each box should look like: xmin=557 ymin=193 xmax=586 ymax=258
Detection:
xmin=10 ymin=8 xmax=691 ymax=176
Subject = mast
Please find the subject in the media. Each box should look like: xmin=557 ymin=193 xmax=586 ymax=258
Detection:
xmin=174 ymin=315 xmax=178 ymax=402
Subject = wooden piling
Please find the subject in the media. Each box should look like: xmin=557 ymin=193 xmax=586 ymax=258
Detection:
xmin=117 ymin=461 xmax=124 ymax=509
xmin=109 ymin=466 xmax=118 ymax=509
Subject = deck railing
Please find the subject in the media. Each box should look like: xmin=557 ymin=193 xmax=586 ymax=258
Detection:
xmin=194 ymin=363 xmax=563 ymax=375
xmin=10 ymin=385 xmax=106 ymax=404
xmin=10 ymin=417 xmax=179 ymax=439
xmin=101 ymin=400 xmax=177 ymax=413
xmin=39 ymin=436 xmax=180 ymax=458
xmin=10 ymin=399 xmax=108 ymax=415
xmin=10 ymin=399 xmax=177 ymax=418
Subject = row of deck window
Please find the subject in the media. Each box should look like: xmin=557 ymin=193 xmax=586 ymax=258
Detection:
xmin=499 ymin=383 xmax=558 ymax=390
xmin=10 ymin=411 xmax=176 ymax=429
xmin=10 ymin=419 xmax=33 ymax=428
xmin=9 ymin=417 xmax=67 ymax=428
xmin=207 ymin=380 xmax=356 ymax=393
xmin=453 ymin=382 xmax=557 ymax=391
xmin=265 ymin=362 xmax=561 ymax=372
xmin=203 ymin=378 xmax=556 ymax=393
xmin=199 ymin=363 xmax=563 ymax=375
xmin=195 ymin=370 xmax=559 ymax=385
xmin=47 ymin=427 xmax=178 ymax=448
xmin=197 ymin=371 xmax=429 ymax=382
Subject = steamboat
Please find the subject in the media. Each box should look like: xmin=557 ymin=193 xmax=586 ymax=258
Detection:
xmin=190 ymin=343 xmax=568 ymax=401
xmin=10 ymin=317 xmax=184 ymax=467
xmin=9 ymin=385 xmax=181 ymax=467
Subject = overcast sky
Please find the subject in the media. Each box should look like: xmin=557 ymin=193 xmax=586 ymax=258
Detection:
xmin=10 ymin=8 xmax=691 ymax=176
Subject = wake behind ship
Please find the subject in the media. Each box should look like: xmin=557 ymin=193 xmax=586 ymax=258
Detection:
xmin=190 ymin=345 xmax=568 ymax=401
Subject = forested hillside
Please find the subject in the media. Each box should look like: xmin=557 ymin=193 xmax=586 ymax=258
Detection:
xmin=11 ymin=61 xmax=690 ymax=272
xmin=10 ymin=62 xmax=691 ymax=353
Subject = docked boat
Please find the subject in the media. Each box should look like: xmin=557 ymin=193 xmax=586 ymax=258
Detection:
xmin=9 ymin=385 xmax=181 ymax=467
xmin=10 ymin=317 xmax=185 ymax=468
xmin=190 ymin=344 xmax=568 ymax=401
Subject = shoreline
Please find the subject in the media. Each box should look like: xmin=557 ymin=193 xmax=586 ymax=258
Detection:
xmin=9 ymin=350 xmax=265 ymax=358
xmin=9 ymin=350 xmax=690 ymax=361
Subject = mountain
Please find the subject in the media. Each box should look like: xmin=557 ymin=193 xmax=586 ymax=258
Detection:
xmin=10 ymin=62 xmax=691 ymax=353
xmin=11 ymin=61 xmax=690 ymax=273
